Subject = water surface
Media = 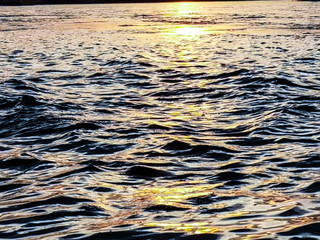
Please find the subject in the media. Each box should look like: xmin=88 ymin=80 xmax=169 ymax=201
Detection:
xmin=0 ymin=1 xmax=320 ymax=239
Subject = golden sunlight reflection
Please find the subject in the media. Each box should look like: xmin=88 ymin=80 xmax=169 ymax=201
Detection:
xmin=135 ymin=182 xmax=223 ymax=207
xmin=77 ymin=180 xmax=320 ymax=239
xmin=176 ymin=2 xmax=198 ymax=17
xmin=174 ymin=26 xmax=207 ymax=36
xmin=145 ymin=222 xmax=221 ymax=234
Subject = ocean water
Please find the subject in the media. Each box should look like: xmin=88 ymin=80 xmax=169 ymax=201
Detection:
xmin=0 ymin=1 xmax=319 ymax=239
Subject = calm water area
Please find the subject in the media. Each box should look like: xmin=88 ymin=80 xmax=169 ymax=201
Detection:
xmin=0 ymin=1 xmax=319 ymax=239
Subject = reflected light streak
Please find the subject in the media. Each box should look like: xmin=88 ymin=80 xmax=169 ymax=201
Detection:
xmin=146 ymin=222 xmax=220 ymax=234
xmin=175 ymin=26 xmax=206 ymax=36
xmin=176 ymin=2 xmax=198 ymax=17
xmin=80 ymin=181 xmax=320 ymax=239
xmin=136 ymin=183 xmax=223 ymax=207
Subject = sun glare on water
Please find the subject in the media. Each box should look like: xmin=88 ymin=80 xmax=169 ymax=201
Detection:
xmin=175 ymin=26 xmax=206 ymax=36
xmin=173 ymin=3 xmax=205 ymax=36
xmin=176 ymin=2 xmax=196 ymax=14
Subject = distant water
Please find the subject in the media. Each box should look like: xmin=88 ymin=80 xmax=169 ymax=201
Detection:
xmin=0 ymin=1 xmax=319 ymax=239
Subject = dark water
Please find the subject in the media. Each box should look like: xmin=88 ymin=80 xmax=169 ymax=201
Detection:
xmin=0 ymin=1 xmax=320 ymax=239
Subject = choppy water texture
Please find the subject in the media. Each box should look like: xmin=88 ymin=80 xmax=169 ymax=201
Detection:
xmin=0 ymin=1 xmax=320 ymax=239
